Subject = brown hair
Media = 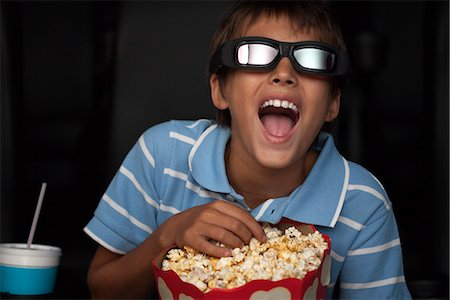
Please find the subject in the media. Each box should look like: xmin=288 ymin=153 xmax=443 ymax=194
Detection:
xmin=209 ymin=0 xmax=347 ymax=127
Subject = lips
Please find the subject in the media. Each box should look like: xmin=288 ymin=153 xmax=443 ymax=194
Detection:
xmin=259 ymin=99 xmax=300 ymax=138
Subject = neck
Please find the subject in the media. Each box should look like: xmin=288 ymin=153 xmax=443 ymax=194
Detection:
xmin=225 ymin=146 xmax=318 ymax=209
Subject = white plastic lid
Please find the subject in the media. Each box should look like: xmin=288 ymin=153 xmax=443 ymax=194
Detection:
xmin=0 ymin=243 xmax=62 ymax=267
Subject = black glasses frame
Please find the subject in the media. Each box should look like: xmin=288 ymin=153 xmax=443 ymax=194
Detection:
xmin=209 ymin=36 xmax=351 ymax=78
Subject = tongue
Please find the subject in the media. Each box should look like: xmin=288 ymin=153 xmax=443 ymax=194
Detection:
xmin=261 ymin=114 xmax=294 ymax=137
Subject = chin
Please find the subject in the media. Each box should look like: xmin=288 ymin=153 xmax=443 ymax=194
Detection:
xmin=255 ymin=152 xmax=299 ymax=171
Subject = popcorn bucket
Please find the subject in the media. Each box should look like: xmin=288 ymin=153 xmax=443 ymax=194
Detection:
xmin=153 ymin=219 xmax=331 ymax=300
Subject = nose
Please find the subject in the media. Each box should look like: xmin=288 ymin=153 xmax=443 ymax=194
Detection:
xmin=269 ymin=57 xmax=297 ymax=86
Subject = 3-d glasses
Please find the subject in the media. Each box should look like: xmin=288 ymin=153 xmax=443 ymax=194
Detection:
xmin=209 ymin=36 xmax=350 ymax=78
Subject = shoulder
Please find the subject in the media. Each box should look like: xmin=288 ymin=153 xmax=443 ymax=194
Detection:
xmin=347 ymin=161 xmax=386 ymax=193
xmin=316 ymin=132 xmax=390 ymax=208
xmin=136 ymin=119 xmax=217 ymax=172
xmin=344 ymin=160 xmax=393 ymax=222
xmin=141 ymin=119 xmax=214 ymax=142
xmin=139 ymin=119 xmax=215 ymax=150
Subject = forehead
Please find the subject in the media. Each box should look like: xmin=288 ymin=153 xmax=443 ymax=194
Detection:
xmin=235 ymin=12 xmax=321 ymax=42
xmin=239 ymin=14 xmax=318 ymax=42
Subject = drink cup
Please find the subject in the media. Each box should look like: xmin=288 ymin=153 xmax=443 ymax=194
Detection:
xmin=0 ymin=243 xmax=62 ymax=295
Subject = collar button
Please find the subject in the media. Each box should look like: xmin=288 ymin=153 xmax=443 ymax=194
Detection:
xmin=226 ymin=194 xmax=235 ymax=202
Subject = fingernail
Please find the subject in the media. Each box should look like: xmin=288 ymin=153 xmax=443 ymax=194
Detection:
xmin=224 ymin=249 xmax=232 ymax=256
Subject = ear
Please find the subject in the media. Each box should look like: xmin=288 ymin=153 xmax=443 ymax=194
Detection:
xmin=210 ymin=74 xmax=229 ymax=110
xmin=325 ymin=88 xmax=340 ymax=122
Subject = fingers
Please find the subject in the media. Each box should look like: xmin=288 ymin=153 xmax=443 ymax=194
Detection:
xmin=175 ymin=223 xmax=237 ymax=257
xmin=209 ymin=201 xmax=267 ymax=243
xmin=186 ymin=223 xmax=253 ymax=258
xmin=169 ymin=200 xmax=267 ymax=258
xmin=195 ymin=237 xmax=232 ymax=258
xmin=177 ymin=212 xmax=248 ymax=251
xmin=200 ymin=210 xmax=251 ymax=247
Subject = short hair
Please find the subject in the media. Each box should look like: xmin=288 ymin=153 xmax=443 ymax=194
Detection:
xmin=209 ymin=0 xmax=347 ymax=128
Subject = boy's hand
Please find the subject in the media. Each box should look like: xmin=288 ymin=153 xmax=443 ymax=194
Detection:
xmin=158 ymin=200 xmax=266 ymax=258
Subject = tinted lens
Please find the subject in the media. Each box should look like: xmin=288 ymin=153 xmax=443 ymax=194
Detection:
xmin=237 ymin=43 xmax=278 ymax=66
xmin=293 ymin=48 xmax=335 ymax=71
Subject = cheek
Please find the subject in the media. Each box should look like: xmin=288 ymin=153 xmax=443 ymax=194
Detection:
xmin=223 ymin=77 xmax=254 ymax=109
xmin=304 ymin=83 xmax=334 ymax=111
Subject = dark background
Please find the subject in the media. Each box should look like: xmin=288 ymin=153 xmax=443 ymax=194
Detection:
xmin=1 ymin=1 xmax=448 ymax=299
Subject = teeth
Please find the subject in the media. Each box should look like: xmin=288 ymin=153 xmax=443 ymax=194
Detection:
xmin=261 ymin=99 xmax=298 ymax=112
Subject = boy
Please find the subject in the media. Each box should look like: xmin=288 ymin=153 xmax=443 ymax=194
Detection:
xmin=85 ymin=1 xmax=412 ymax=299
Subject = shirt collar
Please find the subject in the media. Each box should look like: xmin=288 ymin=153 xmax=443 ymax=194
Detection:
xmin=280 ymin=132 xmax=349 ymax=228
xmin=190 ymin=124 xmax=232 ymax=194
xmin=190 ymin=127 xmax=348 ymax=228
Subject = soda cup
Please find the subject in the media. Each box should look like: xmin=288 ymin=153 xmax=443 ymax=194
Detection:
xmin=0 ymin=243 xmax=62 ymax=295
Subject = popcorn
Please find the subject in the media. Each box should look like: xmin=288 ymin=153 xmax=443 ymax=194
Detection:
xmin=161 ymin=224 xmax=328 ymax=293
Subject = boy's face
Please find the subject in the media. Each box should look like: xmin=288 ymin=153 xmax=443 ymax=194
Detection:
xmin=210 ymin=14 xmax=340 ymax=171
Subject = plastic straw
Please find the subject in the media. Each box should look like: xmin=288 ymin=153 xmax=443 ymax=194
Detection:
xmin=27 ymin=182 xmax=47 ymax=249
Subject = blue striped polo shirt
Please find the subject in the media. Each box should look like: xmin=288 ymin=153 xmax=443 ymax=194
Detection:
xmin=84 ymin=119 xmax=411 ymax=299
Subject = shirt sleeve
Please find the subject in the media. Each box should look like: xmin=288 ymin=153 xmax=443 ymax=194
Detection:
xmin=84 ymin=123 xmax=170 ymax=254
xmin=338 ymin=207 xmax=412 ymax=299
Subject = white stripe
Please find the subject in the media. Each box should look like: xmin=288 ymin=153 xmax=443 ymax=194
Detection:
xmin=330 ymin=157 xmax=349 ymax=227
xmin=186 ymin=119 xmax=209 ymax=128
xmin=331 ymin=250 xmax=346 ymax=262
xmin=160 ymin=203 xmax=180 ymax=214
xmin=119 ymin=166 xmax=159 ymax=209
xmin=83 ymin=227 xmax=126 ymax=255
xmin=164 ymin=168 xmax=223 ymax=200
xmin=348 ymin=238 xmax=400 ymax=256
xmin=121 ymin=167 xmax=179 ymax=214
xmin=348 ymin=184 xmax=391 ymax=210
xmin=102 ymin=194 xmax=153 ymax=233
xmin=139 ymin=135 xmax=155 ymax=168
xmin=337 ymin=216 xmax=365 ymax=231
xmin=341 ymin=276 xmax=406 ymax=290
xmin=164 ymin=168 xmax=188 ymax=181
xmin=188 ymin=124 xmax=218 ymax=171
xmin=254 ymin=199 xmax=274 ymax=221
xmin=185 ymin=181 xmax=223 ymax=199
xmin=169 ymin=131 xmax=196 ymax=145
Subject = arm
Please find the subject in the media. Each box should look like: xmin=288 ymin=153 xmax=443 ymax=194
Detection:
xmin=87 ymin=200 xmax=266 ymax=299
xmin=87 ymin=237 xmax=162 ymax=299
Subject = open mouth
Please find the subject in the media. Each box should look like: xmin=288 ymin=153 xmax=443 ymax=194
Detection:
xmin=259 ymin=99 xmax=299 ymax=137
